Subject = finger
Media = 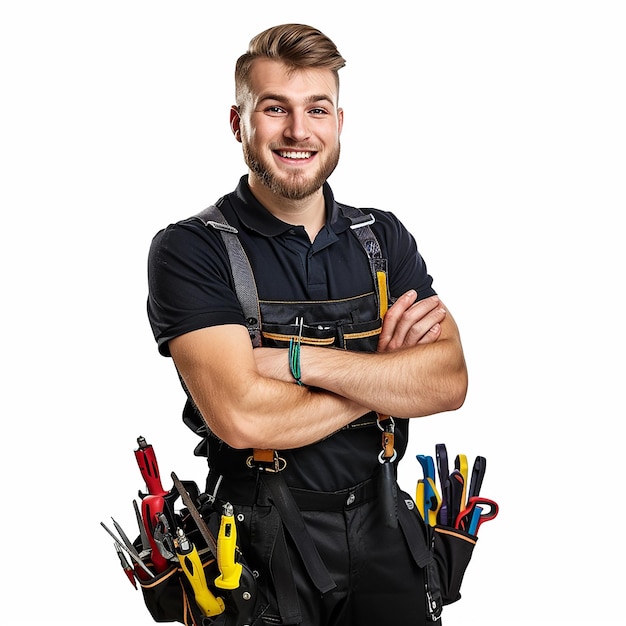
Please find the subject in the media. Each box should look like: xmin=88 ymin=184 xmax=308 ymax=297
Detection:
xmin=394 ymin=307 xmax=446 ymax=350
xmin=416 ymin=322 xmax=442 ymax=345
xmin=377 ymin=290 xmax=419 ymax=351
xmin=383 ymin=296 xmax=443 ymax=351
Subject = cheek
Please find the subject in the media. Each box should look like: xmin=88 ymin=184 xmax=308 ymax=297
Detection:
xmin=240 ymin=124 xmax=258 ymax=146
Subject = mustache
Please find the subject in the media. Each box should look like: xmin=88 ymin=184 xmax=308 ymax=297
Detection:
xmin=269 ymin=142 xmax=322 ymax=152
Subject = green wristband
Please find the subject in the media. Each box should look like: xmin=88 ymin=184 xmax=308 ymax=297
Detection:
xmin=288 ymin=337 xmax=303 ymax=385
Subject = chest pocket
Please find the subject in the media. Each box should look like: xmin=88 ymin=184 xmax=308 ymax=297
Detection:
xmin=259 ymin=292 xmax=382 ymax=352
xmin=193 ymin=204 xmax=390 ymax=352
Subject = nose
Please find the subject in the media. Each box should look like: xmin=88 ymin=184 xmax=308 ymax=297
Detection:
xmin=284 ymin=110 xmax=310 ymax=142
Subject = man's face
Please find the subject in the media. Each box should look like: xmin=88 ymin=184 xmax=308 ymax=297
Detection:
xmin=232 ymin=58 xmax=343 ymax=201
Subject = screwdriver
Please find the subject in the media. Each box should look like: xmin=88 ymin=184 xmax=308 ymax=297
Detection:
xmin=134 ymin=436 xmax=168 ymax=497
xmin=215 ymin=502 xmax=242 ymax=590
xmin=100 ymin=521 xmax=154 ymax=579
xmin=176 ymin=528 xmax=225 ymax=617
xmin=115 ymin=543 xmax=137 ymax=589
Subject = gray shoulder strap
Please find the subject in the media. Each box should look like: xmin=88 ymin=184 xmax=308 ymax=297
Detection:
xmin=193 ymin=205 xmax=262 ymax=348
xmin=342 ymin=206 xmax=390 ymax=317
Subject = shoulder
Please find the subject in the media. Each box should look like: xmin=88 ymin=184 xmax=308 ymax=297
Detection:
xmin=148 ymin=209 xmax=235 ymax=288
xmin=150 ymin=208 xmax=230 ymax=259
xmin=336 ymin=201 xmax=415 ymax=248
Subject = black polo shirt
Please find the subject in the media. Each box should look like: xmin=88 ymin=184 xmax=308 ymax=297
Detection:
xmin=147 ymin=175 xmax=436 ymax=490
xmin=148 ymin=175 xmax=435 ymax=356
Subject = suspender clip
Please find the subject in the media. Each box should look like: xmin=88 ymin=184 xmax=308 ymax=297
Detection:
xmin=247 ymin=448 xmax=287 ymax=473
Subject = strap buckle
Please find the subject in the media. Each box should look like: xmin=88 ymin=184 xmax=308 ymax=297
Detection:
xmin=247 ymin=448 xmax=287 ymax=473
xmin=377 ymin=415 xmax=397 ymax=463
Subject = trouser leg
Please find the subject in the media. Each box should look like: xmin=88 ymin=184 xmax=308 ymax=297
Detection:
xmin=299 ymin=501 xmax=428 ymax=626
xmin=235 ymin=495 xmax=428 ymax=625
xmin=344 ymin=501 xmax=428 ymax=626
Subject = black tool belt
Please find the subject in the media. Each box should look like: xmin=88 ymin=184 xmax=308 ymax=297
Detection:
xmin=209 ymin=472 xmax=377 ymax=511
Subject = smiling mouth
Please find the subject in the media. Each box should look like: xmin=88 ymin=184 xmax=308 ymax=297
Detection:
xmin=275 ymin=150 xmax=315 ymax=160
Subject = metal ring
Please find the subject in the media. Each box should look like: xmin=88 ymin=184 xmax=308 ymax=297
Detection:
xmin=246 ymin=454 xmax=287 ymax=472
xmin=376 ymin=415 xmax=395 ymax=432
xmin=378 ymin=449 xmax=398 ymax=464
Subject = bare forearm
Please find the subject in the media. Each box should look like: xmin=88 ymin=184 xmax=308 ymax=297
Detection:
xmin=217 ymin=375 xmax=369 ymax=449
xmin=170 ymin=326 xmax=369 ymax=451
xmin=253 ymin=298 xmax=468 ymax=419
xmin=299 ymin=331 xmax=467 ymax=418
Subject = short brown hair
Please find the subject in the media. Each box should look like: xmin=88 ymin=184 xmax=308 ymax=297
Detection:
xmin=235 ymin=23 xmax=346 ymax=107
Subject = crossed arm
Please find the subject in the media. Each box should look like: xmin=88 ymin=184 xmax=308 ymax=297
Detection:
xmin=169 ymin=291 xmax=467 ymax=450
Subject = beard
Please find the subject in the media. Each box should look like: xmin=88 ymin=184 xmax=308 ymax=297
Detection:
xmin=242 ymin=141 xmax=341 ymax=201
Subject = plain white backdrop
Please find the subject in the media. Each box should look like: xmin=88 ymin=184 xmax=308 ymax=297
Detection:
xmin=1 ymin=1 xmax=624 ymax=624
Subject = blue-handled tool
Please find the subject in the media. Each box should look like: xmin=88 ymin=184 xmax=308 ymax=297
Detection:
xmin=423 ymin=477 xmax=442 ymax=526
xmin=416 ymin=454 xmax=436 ymax=482
xmin=416 ymin=455 xmax=440 ymax=525
xmin=467 ymin=505 xmax=483 ymax=535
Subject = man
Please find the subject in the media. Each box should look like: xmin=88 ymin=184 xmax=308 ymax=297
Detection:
xmin=148 ymin=23 xmax=467 ymax=625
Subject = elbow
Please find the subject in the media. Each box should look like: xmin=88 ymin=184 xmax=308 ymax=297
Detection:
xmin=443 ymin=366 xmax=468 ymax=412
xmin=204 ymin=400 xmax=276 ymax=450
xmin=208 ymin=409 xmax=264 ymax=450
xmin=447 ymin=385 xmax=467 ymax=412
xmin=418 ymin=362 xmax=467 ymax=416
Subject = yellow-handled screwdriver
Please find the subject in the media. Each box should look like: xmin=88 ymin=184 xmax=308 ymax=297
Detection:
xmin=214 ymin=502 xmax=243 ymax=590
xmin=175 ymin=528 xmax=225 ymax=617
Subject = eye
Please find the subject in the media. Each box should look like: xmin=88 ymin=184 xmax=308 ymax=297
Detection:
xmin=308 ymin=107 xmax=328 ymax=116
xmin=265 ymin=105 xmax=286 ymax=115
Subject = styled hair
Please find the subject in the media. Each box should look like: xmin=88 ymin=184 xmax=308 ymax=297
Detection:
xmin=235 ymin=23 xmax=346 ymax=107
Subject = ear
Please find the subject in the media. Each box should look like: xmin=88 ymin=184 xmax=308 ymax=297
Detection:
xmin=230 ymin=105 xmax=242 ymax=142
xmin=337 ymin=107 xmax=344 ymax=136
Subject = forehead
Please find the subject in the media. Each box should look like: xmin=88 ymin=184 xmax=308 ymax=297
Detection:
xmin=246 ymin=58 xmax=339 ymax=106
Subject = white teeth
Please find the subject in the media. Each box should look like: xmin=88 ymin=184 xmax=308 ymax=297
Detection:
xmin=278 ymin=151 xmax=312 ymax=159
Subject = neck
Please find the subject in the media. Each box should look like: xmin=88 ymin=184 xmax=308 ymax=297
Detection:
xmin=248 ymin=177 xmax=326 ymax=241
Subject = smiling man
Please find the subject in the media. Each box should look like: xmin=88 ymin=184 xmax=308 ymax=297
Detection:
xmin=148 ymin=23 xmax=467 ymax=626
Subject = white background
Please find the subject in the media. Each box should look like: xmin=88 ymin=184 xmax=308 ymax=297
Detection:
xmin=1 ymin=1 xmax=624 ymax=624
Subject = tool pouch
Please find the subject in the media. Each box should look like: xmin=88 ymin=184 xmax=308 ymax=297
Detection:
xmin=138 ymin=558 xmax=216 ymax=625
xmin=428 ymin=525 xmax=477 ymax=608
xmin=398 ymin=496 xmax=477 ymax=622
xmin=133 ymin=489 xmax=259 ymax=626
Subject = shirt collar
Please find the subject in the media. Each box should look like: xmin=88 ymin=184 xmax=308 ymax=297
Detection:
xmin=233 ymin=175 xmax=353 ymax=237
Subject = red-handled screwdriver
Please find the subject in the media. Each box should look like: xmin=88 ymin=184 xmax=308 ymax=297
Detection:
xmin=134 ymin=436 xmax=170 ymax=573
xmin=115 ymin=543 xmax=137 ymax=589
xmin=134 ymin=436 xmax=168 ymax=497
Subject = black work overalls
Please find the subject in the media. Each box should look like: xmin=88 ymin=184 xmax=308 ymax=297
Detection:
xmin=182 ymin=206 xmax=435 ymax=626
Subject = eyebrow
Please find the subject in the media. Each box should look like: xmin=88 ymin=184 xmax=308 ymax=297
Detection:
xmin=258 ymin=93 xmax=336 ymax=107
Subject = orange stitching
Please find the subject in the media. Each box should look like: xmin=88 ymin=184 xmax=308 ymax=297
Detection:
xmin=435 ymin=527 xmax=477 ymax=545
xmin=261 ymin=332 xmax=335 ymax=345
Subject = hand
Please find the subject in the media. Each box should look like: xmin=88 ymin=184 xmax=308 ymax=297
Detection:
xmin=377 ymin=292 xmax=447 ymax=353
